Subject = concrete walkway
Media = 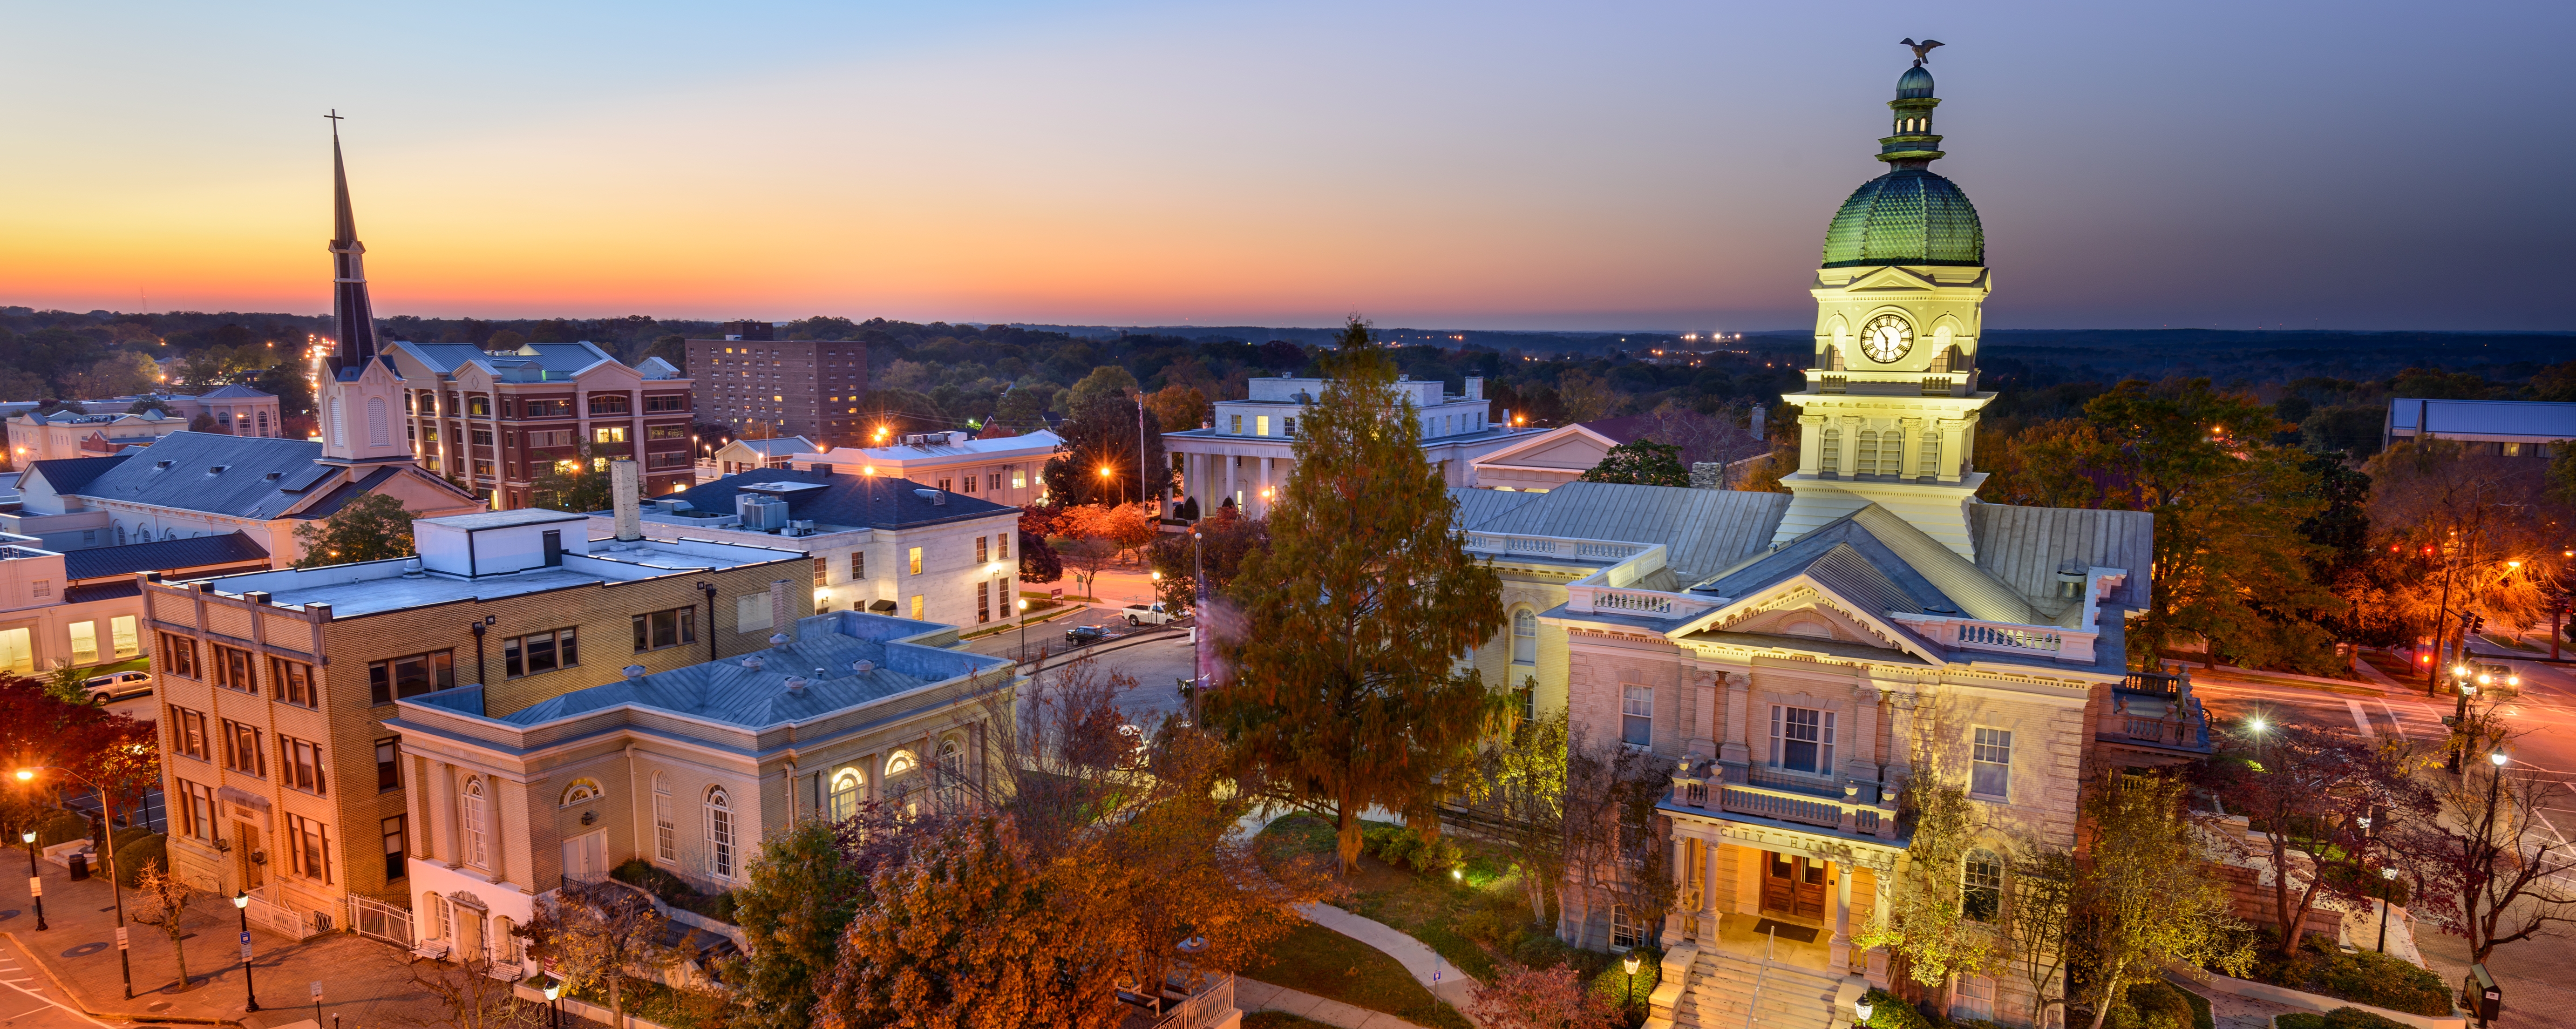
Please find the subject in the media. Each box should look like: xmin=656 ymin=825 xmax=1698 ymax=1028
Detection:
xmin=1294 ymin=903 xmax=1483 ymax=1017
xmin=1239 ymin=978 xmax=1440 ymax=1029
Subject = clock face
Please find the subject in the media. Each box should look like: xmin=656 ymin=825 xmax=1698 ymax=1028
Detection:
xmin=1861 ymin=314 xmax=1913 ymax=364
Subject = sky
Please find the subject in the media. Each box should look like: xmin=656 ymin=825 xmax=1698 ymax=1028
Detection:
xmin=3 ymin=1 xmax=2571 ymax=332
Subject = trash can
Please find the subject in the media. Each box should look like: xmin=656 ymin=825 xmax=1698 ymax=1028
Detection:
xmin=68 ymin=851 xmax=89 ymax=881
xmin=2464 ymin=963 xmax=2501 ymax=1025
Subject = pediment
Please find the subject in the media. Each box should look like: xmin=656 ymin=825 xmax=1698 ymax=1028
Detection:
xmin=1486 ymin=433 xmax=1615 ymax=470
xmin=1841 ymin=266 xmax=1938 ymax=292
xmin=1666 ymin=576 xmax=1944 ymax=664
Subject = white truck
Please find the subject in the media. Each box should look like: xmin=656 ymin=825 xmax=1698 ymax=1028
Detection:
xmin=1122 ymin=602 xmax=1178 ymax=626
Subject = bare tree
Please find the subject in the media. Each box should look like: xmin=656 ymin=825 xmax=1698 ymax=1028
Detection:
xmin=2195 ymin=719 xmax=2431 ymax=958
xmin=2004 ymin=842 xmax=2077 ymax=1029
xmin=127 ymin=858 xmax=203 ymax=993
xmin=1558 ymin=728 xmax=1673 ymax=947
xmin=522 ymin=878 xmax=679 ymax=1029
xmin=2392 ymin=746 xmax=2576 ymax=965
xmin=394 ymin=949 xmax=544 ymax=1029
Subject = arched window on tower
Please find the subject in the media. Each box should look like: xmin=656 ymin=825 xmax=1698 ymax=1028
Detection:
xmin=1856 ymin=431 xmax=1881 ymax=476
xmin=1918 ymin=438 xmax=1942 ymax=480
xmin=1820 ymin=428 xmax=1842 ymax=474
xmin=1511 ymin=609 xmax=1538 ymax=664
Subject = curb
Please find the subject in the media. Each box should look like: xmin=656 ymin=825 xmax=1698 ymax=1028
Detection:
xmin=2 ymin=929 xmax=244 ymax=1027
xmin=1017 ymin=624 xmax=1188 ymax=676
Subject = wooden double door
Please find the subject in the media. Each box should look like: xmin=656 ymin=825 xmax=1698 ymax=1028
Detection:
xmin=1760 ymin=850 xmax=1827 ymax=921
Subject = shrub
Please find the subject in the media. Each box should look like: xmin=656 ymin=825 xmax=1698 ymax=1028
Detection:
xmin=1856 ymin=988 xmax=1936 ymax=1029
xmin=2105 ymin=980 xmax=2195 ymax=1029
xmin=109 ymin=825 xmax=154 ymax=852
xmin=609 ymin=858 xmax=740 ymax=925
xmin=1511 ymin=932 xmax=1576 ymax=969
xmin=35 ymin=809 xmax=91 ymax=847
xmin=111 ymin=834 xmax=166 ymax=888
xmin=2313 ymin=947 xmax=2447 ymax=1015
xmin=1586 ymin=949 xmax=1659 ymax=1013
xmin=2274 ymin=1009 xmax=2413 ymax=1029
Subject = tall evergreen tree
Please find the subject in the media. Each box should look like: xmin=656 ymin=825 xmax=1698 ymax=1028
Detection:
xmin=1206 ymin=317 xmax=1506 ymax=872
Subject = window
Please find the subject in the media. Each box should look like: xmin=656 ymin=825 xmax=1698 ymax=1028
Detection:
xmin=1256 ymin=415 xmax=1271 ymax=436
xmin=1963 ymin=849 xmax=2003 ymax=922
xmin=987 ymin=473 xmax=1001 ymax=491
xmin=1285 ymin=416 xmax=1298 ymax=437
xmin=285 ymin=813 xmax=332 ymax=884
xmin=1971 ymin=727 xmax=2012 ymax=799
xmin=1516 ymin=683 xmax=1535 ymax=723
xmin=172 ymin=706 xmax=209 ymax=761
xmin=502 ymin=627 xmax=579 ymax=678
xmin=468 ymin=397 xmax=492 ymax=417
xmin=1770 ymin=705 xmax=1835 ymax=775
xmin=908 ymin=547 xmax=923 ymax=575
xmin=632 ymin=608 xmax=697 ymax=651
xmin=177 ymin=779 xmax=217 ymax=840
xmin=221 ymin=718 xmax=265 ymax=776
xmin=1012 ymin=468 xmax=1027 ymax=489
xmin=645 ymin=395 xmax=687 ymax=412
xmin=1611 ymin=905 xmax=1644 ymax=949
xmin=561 ymin=779 xmax=603 ymax=806
xmin=160 ymin=633 xmax=200 ymax=678
xmin=705 ymin=786 xmax=736 ymax=879
xmin=592 ymin=426 xmax=627 ymax=444
xmin=910 ymin=595 xmax=924 ymax=620
xmin=829 ymin=769 xmax=863 ymax=821
xmin=1622 ymin=685 xmax=1653 ymax=746
xmin=368 ymin=650 xmax=455 ymax=704
xmin=470 ymin=428 xmax=495 ymax=447
xmin=460 ymin=778 xmax=489 ymax=868
xmin=522 ymin=399 xmax=569 ymax=418
xmin=589 ymin=395 xmax=631 ymax=416
xmin=376 ymin=738 xmax=402 ymax=792
xmin=646 ymin=423 xmax=688 ymax=438
xmin=272 ymin=657 xmax=317 ymax=707
xmin=849 ymin=551 xmax=865 ymax=580
xmin=647 ymin=451 xmax=689 ymax=469
xmin=212 ymin=644 xmax=257 ymax=693
xmin=960 ymin=474 xmax=977 ymax=494
xmin=1229 ymin=414 xmax=1242 ymax=434
xmin=1820 ymin=428 xmax=1842 ymax=474
xmin=383 ymin=816 xmax=408 ymax=882
xmin=1952 ymin=975 xmax=1997 ymax=1022
xmin=110 ymin=616 xmax=138 ymax=658
xmin=995 ymin=534 xmax=1007 ymax=560
xmin=281 ymin=735 xmax=326 ymax=795
xmin=68 ymin=621 xmax=99 ymax=663
xmin=652 ymin=773 xmax=677 ymax=863
xmin=975 ymin=535 xmax=990 ymax=563
xmin=1510 ymin=609 xmax=1538 ymax=663
xmin=978 ymin=581 xmax=991 ymax=624
xmin=30 ymin=580 xmax=48 ymax=599
xmin=525 ymin=429 xmax=577 ymax=448
xmin=936 ymin=478 xmax=952 ymax=492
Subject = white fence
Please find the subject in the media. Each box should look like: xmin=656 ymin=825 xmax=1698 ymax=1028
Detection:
xmin=348 ymin=894 xmax=414 ymax=948
xmin=244 ymin=885 xmax=328 ymax=940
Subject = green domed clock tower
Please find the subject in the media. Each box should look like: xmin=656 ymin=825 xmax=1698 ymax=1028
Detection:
xmin=1773 ymin=52 xmax=1995 ymax=558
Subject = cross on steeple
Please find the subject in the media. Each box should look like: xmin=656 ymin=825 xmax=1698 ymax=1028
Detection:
xmin=326 ymin=109 xmax=344 ymax=136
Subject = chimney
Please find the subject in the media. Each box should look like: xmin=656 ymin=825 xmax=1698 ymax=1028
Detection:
xmin=1463 ymin=376 xmax=1483 ymax=400
xmin=1749 ymin=406 xmax=1767 ymax=441
xmin=769 ymin=578 xmax=793 ymax=643
xmin=611 ymin=460 xmax=643 ymax=541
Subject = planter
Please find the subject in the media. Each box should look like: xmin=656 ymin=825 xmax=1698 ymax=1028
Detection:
xmin=513 ymin=982 xmax=679 ymax=1029
xmin=2165 ymin=967 xmax=2464 ymax=1029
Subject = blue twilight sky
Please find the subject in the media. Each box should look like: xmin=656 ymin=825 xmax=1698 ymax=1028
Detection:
xmin=2 ymin=0 xmax=2571 ymax=332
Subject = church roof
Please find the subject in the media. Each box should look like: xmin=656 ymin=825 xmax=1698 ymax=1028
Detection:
xmin=60 ymin=531 xmax=270 ymax=581
xmin=69 ymin=431 xmax=344 ymax=520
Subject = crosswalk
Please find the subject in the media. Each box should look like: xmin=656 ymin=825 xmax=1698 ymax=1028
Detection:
xmin=0 ymin=936 xmax=112 ymax=1029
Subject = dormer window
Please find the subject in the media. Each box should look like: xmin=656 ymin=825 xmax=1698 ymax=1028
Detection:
xmin=207 ymin=466 xmax=229 ymax=476
xmin=154 ymin=460 xmax=172 ymax=470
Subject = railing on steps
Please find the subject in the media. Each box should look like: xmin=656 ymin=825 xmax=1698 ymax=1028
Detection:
xmin=1150 ymin=974 xmax=1235 ymax=1029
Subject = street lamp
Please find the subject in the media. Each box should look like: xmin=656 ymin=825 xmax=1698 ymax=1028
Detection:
xmin=1856 ymin=995 xmax=1876 ymax=1023
xmin=233 ymin=890 xmax=259 ymax=1011
xmin=18 ymin=827 xmax=42 ymax=931
xmin=1621 ymin=953 xmax=1643 ymax=1011
xmin=542 ymin=977 xmax=563 ymax=1029
xmin=2377 ymin=867 xmax=2399 ymax=953
xmin=16 ymin=765 xmax=133 ymax=996
xmin=1017 ymin=599 xmax=1030 ymax=667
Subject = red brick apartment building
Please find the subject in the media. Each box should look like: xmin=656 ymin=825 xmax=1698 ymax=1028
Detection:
xmin=688 ymin=322 xmax=868 ymax=445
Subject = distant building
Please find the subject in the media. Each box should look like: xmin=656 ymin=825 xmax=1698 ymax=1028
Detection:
xmin=387 ymin=341 xmax=697 ymax=507
xmin=710 ymin=436 xmax=814 ymax=475
xmin=386 ymin=608 xmax=1015 ymax=973
xmin=0 ymin=529 xmax=272 ymax=676
xmin=5 ymin=386 xmax=284 ymax=467
xmin=790 ymin=429 xmax=1060 ymax=508
xmin=686 ymin=337 xmax=869 ymax=444
xmin=1163 ymin=374 xmax=1533 ymax=517
xmin=2383 ymin=397 xmax=2576 ymax=459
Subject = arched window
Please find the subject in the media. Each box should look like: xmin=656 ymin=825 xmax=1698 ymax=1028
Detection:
xmin=1962 ymin=848 xmax=2004 ymax=922
xmin=651 ymin=772 xmax=676 ymax=863
xmin=1856 ymin=431 xmax=1881 ymax=476
xmin=459 ymin=778 xmax=489 ymax=868
xmin=937 ymin=739 xmax=966 ymax=811
xmin=1511 ymin=609 xmax=1538 ymax=664
xmin=704 ymin=786 xmax=735 ymax=879
xmin=559 ymin=778 xmax=603 ymax=807
xmin=367 ymin=396 xmax=390 ymax=447
xmin=885 ymin=751 xmax=918 ymax=778
xmin=885 ymin=751 xmax=921 ymax=817
xmin=328 ymin=397 xmax=344 ymax=447
xmin=829 ymin=768 xmax=863 ymax=822
xmin=493 ymin=915 xmax=519 ymax=962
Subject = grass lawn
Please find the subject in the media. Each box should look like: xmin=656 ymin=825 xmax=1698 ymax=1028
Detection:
xmin=1241 ymin=1014 xmax=1340 ymax=1029
xmin=1255 ymin=812 xmax=1585 ymax=988
xmin=1245 ymin=923 xmax=1472 ymax=1029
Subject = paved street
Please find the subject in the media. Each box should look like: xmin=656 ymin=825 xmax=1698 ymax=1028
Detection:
xmin=2189 ymin=643 xmax=2576 ymax=1028
xmin=0 ymin=932 xmax=109 ymax=1029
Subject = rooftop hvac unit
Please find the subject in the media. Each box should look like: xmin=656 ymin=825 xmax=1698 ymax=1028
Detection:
xmin=788 ymin=519 xmax=816 ymax=535
xmin=736 ymin=493 xmax=791 ymax=531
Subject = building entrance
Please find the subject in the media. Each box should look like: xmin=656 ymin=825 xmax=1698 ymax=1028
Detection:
xmin=1760 ymin=851 xmax=1826 ymax=921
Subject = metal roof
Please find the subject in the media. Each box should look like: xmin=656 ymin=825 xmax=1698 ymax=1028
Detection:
xmin=70 ymin=432 xmax=346 ymax=520
xmin=1968 ymin=503 xmax=2155 ymax=610
xmin=24 ymin=454 xmax=135 ymax=495
xmin=661 ymin=467 xmax=1015 ymax=530
xmin=1448 ymin=487 xmax=1546 ymax=531
xmin=2385 ymin=398 xmax=2576 ymax=442
xmin=1464 ymin=482 xmax=1793 ymax=581
xmin=59 ymin=531 xmax=269 ymax=581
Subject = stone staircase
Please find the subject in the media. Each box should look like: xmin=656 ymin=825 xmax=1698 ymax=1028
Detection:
xmin=1647 ymin=941 xmax=1859 ymax=1029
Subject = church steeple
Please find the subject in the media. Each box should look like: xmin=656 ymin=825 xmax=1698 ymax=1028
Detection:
xmin=327 ymin=112 xmax=380 ymax=377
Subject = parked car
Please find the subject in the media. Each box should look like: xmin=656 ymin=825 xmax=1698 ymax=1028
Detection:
xmin=1123 ymin=602 xmax=1177 ymax=626
xmin=1065 ymin=624 xmax=1109 ymax=647
xmin=82 ymin=670 xmax=154 ymax=704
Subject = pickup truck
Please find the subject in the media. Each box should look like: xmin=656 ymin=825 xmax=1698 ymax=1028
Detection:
xmin=1122 ymin=602 xmax=1178 ymax=626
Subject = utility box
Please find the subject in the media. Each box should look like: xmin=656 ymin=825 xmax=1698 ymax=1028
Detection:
xmin=2463 ymin=963 xmax=2501 ymax=1023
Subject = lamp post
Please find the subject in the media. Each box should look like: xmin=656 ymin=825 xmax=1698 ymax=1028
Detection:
xmin=542 ymin=976 xmax=563 ymax=1029
xmin=232 ymin=890 xmax=259 ymax=1012
xmin=2378 ymin=866 xmax=2399 ymax=953
xmin=19 ymin=827 xmax=42 ymax=931
xmin=1017 ymin=599 xmax=1029 ymax=667
xmin=1621 ymin=953 xmax=1642 ymax=1013
xmin=16 ymin=766 xmax=133 ymax=996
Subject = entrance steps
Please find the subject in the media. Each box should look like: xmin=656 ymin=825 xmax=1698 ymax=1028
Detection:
xmin=1663 ymin=944 xmax=1852 ymax=1029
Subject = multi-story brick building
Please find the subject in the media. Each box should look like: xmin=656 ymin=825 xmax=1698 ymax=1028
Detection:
xmin=143 ymin=501 xmax=809 ymax=927
xmin=686 ymin=327 xmax=869 ymax=444
xmin=387 ymin=341 xmax=697 ymax=507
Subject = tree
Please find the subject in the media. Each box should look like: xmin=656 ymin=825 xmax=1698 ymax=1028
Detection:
xmin=1143 ymin=383 xmax=1211 ymax=434
xmin=729 ymin=819 xmax=875 ymax=1029
xmin=1066 ymin=365 xmax=1141 ymax=412
xmin=1974 ymin=419 xmax=2110 ymax=508
xmin=2391 ymin=745 xmax=2576 ymax=965
xmin=129 ymin=857 xmax=204 ymax=992
xmin=1206 ymin=317 xmax=1507 ymax=872
xmin=816 ymin=816 xmax=1124 ymax=1029
xmin=530 ymin=450 xmax=615 ymax=513
xmin=523 ymin=878 xmax=680 ymax=1029
xmin=2194 ymin=719 xmax=2429 ymax=958
xmin=1857 ymin=781 xmax=2000 ymax=993
xmin=1462 ymin=704 xmax=1570 ymax=928
xmin=1041 ymin=392 xmax=1166 ymax=507
xmin=127 ymin=397 xmax=175 ymax=416
xmin=2072 ymin=772 xmax=2253 ymax=1029
xmin=2003 ymin=843 xmax=2076 ymax=1029
xmin=1577 ymin=439 xmax=1690 ymax=487
xmin=1146 ymin=506 xmax=1268 ymax=614
xmin=292 ymin=491 xmax=421 ymax=567
xmin=2363 ymin=437 xmax=2569 ymax=670
xmin=0 ymin=675 xmax=156 ymax=824
xmin=1557 ymin=727 xmax=1674 ymax=948
xmin=1468 ymin=963 xmax=1622 ymax=1029
xmin=395 ymin=948 xmax=544 ymax=1029
xmin=1553 ymin=370 xmax=1617 ymax=422
xmin=187 ymin=413 xmax=225 ymax=434
xmin=256 ymin=363 xmax=316 ymax=418
xmin=1016 ymin=509 xmax=1064 ymax=585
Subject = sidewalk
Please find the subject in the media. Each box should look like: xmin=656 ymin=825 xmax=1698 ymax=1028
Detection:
xmin=1294 ymin=903 xmax=1482 ymax=1017
xmin=1238 ymin=978 xmax=1441 ymax=1029
xmin=1 ymin=856 xmax=435 ymax=1029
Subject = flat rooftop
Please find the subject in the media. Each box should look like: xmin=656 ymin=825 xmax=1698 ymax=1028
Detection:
xmin=172 ymin=535 xmax=799 ymax=618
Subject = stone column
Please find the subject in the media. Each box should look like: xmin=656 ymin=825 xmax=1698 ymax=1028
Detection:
xmin=1831 ymin=859 xmax=1854 ymax=969
xmin=1222 ymin=452 xmax=1237 ymax=510
xmin=1798 ymin=414 xmax=1824 ymax=475
xmin=429 ymin=760 xmax=459 ymax=865
xmin=1720 ymin=672 xmax=1752 ymax=771
xmin=1258 ymin=457 xmax=1275 ymax=515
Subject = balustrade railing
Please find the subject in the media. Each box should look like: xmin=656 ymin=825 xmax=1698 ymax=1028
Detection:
xmin=1151 ymin=975 xmax=1237 ymax=1029
xmin=1668 ymin=765 xmax=1898 ymax=840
